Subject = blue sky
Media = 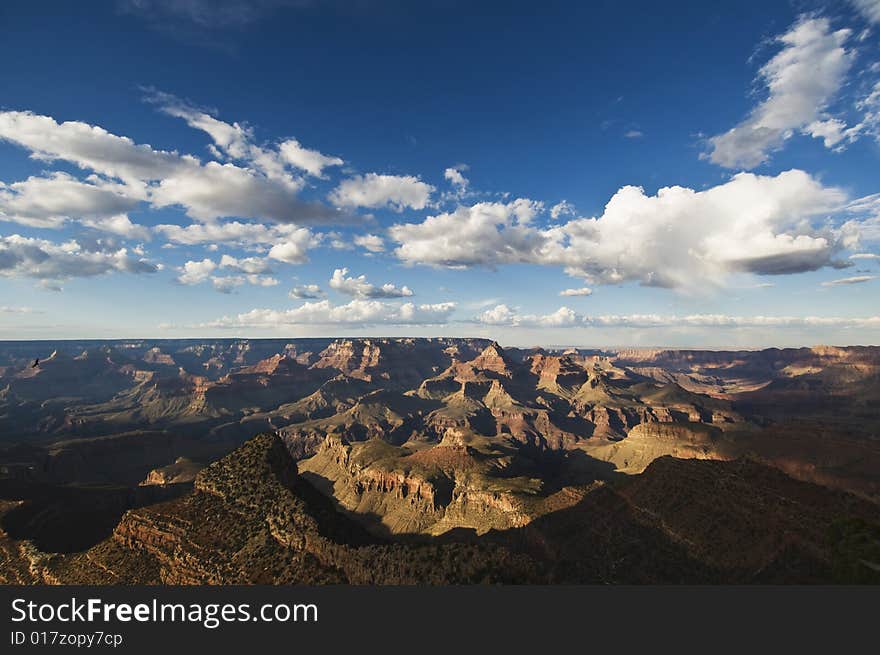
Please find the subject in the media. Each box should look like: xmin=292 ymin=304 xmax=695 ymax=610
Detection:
xmin=1 ymin=0 xmax=879 ymax=347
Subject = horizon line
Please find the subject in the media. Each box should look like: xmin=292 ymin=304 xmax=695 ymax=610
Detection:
xmin=0 ymin=336 xmax=877 ymax=352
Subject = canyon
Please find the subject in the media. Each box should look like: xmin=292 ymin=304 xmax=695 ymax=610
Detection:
xmin=1 ymin=338 xmax=879 ymax=583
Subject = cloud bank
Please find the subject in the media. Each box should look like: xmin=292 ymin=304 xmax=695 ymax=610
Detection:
xmin=390 ymin=170 xmax=853 ymax=291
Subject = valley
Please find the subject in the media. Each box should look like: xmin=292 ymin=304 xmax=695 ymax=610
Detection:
xmin=1 ymin=337 xmax=879 ymax=583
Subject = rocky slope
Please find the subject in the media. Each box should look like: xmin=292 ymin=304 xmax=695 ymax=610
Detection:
xmin=2 ymin=338 xmax=879 ymax=555
xmin=3 ymin=433 xmax=878 ymax=584
xmin=1 ymin=434 xmax=537 ymax=584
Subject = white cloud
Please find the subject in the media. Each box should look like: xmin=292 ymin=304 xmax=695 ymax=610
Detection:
xmin=177 ymin=255 xmax=278 ymax=290
xmin=854 ymin=81 xmax=880 ymax=145
xmin=550 ymin=200 xmax=576 ymax=220
xmin=267 ymin=228 xmax=319 ymax=264
xmin=150 ymin=93 xmax=274 ymax=169
xmin=850 ymin=252 xmax=880 ymax=259
xmin=249 ymin=274 xmax=278 ymax=286
xmin=0 ymin=172 xmax=143 ymax=230
xmin=0 ymin=234 xmax=157 ymax=283
xmin=148 ymin=159 xmax=335 ymax=223
xmin=157 ymin=222 xmax=319 ymax=265
xmin=581 ymin=314 xmax=880 ymax=328
xmin=0 ymin=110 xmax=184 ymax=181
xmin=851 ymin=0 xmax=880 ymax=24
xmin=353 ymin=233 xmax=385 ymax=252
xmin=804 ymin=118 xmax=861 ymax=149
xmin=205 ymin=299 xmax=456 ymax=328
xmin=523 ymin=306 xmax=580 ymax=327
xmin=391 ymin=171 xmax=850 ymax=290
xmin=706 ymin=17 xmax=854 ymax=168
xmin=441 ymin=165 xmax=472 ymax=202
xmin=325 ymin=230 xmax=353 ymax=250
xmin=0 ymin=109 xmax=341 ymax=225
xmin=821 ymin=274 xmax=876 ymax=286
xmin=559 ymin=287 xmax=593 ymax=297
xmin=328 ymin=267 xmax=414 ymax=298
xmin=329 ymin=173 xmax=434 ymax=211
xmin=476 ymin=304 xmax=579 ymax=327
xmin=444 ymin=167 xmax=468 ymax=188
xmin=477 ymin=304 xmax=518 ymax=325
xmin=210 ymin=276 xmax=242 ymax=293
xmin=475 ymin=304 xmax=880 ymax=329
xmin=624 ymin=130 xmax=643 ymax=139
xmin=80 ymin=214 xmax=151 ymax=240
xmin=155 ymin=220 xmax=313 ymax=247
xmin=844 ymin=192 xmax=880 ymax=242
xmin=218 ymin=254 xmax=272 ymax=274
xmin=289 ymin=284 xmax=324 ymax=299
xmin=149 ymin=90 xmax=343 ymax=180
xmin=390 ymin=198 xmax=543 ymax=269
xmin=278 ymin=139 xmax=343 ymax=178
xmin=177 ymin=258 xmax=217 ymax=285
xmin=211 ymin=274 xmax=279 ymax=293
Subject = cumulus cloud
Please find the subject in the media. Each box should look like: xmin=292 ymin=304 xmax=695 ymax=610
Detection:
xmin=390 ymin=198 xmax=543 ymax=269
xmin=155 ymin=220 xmax=314 ymax=247
xmin=0 ymin=172 xmax=144 ymax=230
xmin=0 ymin=109 xmax=342 ymax=225
xmin=218 ymin=254 xmax=272 ymax=274
xmin=289 ymin=284 xmax=324 ymax=299
xmin=706 ymin=17 xmax=854 ymax=168
xmin=550 ymin=200 xmax=576 ymax=220
xmin=0 ymin=234 xmax=157 ymax=283
xmin=318 ymin=231 xmax=349 ymax=250
xmin=211 ymin=276 xmax=242 ymax=293
xmin=391 ymin=171 xmax=851 ymax=290
xmin=177 ymin=258 xmax=217 ymax=285
xmin=329 ymin=267 xmax=414 ymax=298
xmin=80 ymin=214 xmax=151 ymax=240
xmin=148 ymin=159 xmax=337 ymax=223
xmin=353 ymin=233 xmax=385 ymax=252
xmin=211 ymin=274 xmax=279 ymax=293
xmin=267 ymin=228 xmax=320 ymax=264
xmin=559 ymin=287 xmax=593 ymax=297
xmin=177 ymin=255 xmax=277 ymax=290
xmin=444 ymin=167 xmax=468 ymax=189
xmin=804 ymin=118 xmax=861 ymax=149
xmin=0 ymin=110 xmax=183 ymax=181
xmin=328 ymin=173 xmax=434 ymax=211
xmin=155 ymin=221 xmax=320 ymax=265
xmin=477 ymin=304 xmax=517 ymax=325
xmin=205 ymin=299 xmax=456 ymax=328
xmin=821 ymin=274 xmax=876 ymax=286
xmin=476 ymin=304 xmax=579 ymax=327
xmin=441 ymin=165 xmax=473 ymax=202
